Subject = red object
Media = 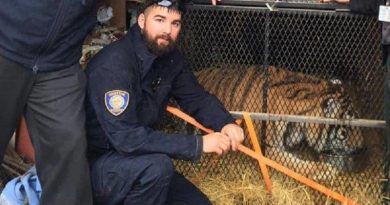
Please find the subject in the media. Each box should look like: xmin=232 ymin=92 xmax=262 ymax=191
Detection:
xmin=15 ymin=116 xmax=35 ymax=162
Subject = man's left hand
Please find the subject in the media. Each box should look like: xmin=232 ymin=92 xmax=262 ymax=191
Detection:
xmin=221 ymin=123 xmax=244 ymax=151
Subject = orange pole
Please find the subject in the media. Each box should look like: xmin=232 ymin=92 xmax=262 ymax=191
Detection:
xmin=165 ymin=106 xmax=359 ymax=205
xmin=167 ymin=106 xmax=214 ymax=133
xmin=237 ymin=145 xmax=357 ymax=205
xmin=242 ymin=112 xmax=272 ymax=192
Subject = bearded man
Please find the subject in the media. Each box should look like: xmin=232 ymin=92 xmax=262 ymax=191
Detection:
xmin=85 ymin=0 xmax=244 ymax=204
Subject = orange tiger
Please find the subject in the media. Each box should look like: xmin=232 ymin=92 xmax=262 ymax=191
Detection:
xmin=195 ymin=66 xmax=365 ymax=178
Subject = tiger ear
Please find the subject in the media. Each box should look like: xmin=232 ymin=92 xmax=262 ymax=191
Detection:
xmin=330 ymin=78 xmax=342 ymax=85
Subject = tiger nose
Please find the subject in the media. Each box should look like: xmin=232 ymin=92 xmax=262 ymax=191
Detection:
xmin=336 ymin=128 xmax=347 ymax=141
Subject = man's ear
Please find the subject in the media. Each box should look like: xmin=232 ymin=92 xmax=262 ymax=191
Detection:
xmin=138 ymin=13 xmax=145 ymax=30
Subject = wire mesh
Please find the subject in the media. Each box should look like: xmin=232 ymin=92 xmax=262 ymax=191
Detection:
xmin=166 ymin=3 xmax=386 ymax=204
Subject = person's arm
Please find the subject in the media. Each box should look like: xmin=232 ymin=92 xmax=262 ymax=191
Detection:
xmin=350 ymin=0 xmax=383 ymax=15
xmin=170 ymin=59 xmax=244 ymax=150
xmin=321 ymin=0 xmax=383 ymax=15
xmin=171 ymin=65 xmax=235 ymax=132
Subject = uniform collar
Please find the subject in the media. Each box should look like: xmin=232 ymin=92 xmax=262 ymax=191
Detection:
xmin=130 ymin=24 xmax=158 ymax=79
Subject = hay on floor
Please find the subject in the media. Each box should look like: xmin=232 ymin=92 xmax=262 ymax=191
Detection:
xmin=192 ymin=168 xmax=382 ymax=205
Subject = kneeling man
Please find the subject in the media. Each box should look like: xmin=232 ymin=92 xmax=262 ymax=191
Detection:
xmin=85 ymin=0 xmax=244 ymax=204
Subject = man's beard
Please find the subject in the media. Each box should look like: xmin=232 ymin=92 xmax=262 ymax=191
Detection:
xmin=142 ymin=29 xmax=177 ymax=56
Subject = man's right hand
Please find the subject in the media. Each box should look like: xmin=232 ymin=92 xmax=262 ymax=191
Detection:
xmin=202 ymin=133 xmax=231 ymax=155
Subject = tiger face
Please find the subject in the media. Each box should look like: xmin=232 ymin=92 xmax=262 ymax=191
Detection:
xmin=313 ymin=96 xmax=365 ymax=155
xmin=196 ymin=66 xmax=365 ymax=158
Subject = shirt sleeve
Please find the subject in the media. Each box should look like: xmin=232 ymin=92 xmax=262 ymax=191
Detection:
xmin=86 ymin=49 xmax=202 ymax=161
xmin=171 ymin=63 xmax=235 ymax=132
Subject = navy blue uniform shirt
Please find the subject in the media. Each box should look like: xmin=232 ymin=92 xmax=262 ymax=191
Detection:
xmin=85 ymin=24 xmax=235 ymax=161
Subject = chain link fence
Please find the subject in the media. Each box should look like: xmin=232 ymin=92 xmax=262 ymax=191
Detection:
xmin=0 ymin=1 xmax=384 ymax=204
xmin=165 ymin=2 xmax=386 ymax=204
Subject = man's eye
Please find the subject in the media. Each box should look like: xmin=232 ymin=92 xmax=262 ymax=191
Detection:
xmin=155 ymin=18 xmax=164 ymax=23
xmin=172 ymin=22 xmax=181 ymax=27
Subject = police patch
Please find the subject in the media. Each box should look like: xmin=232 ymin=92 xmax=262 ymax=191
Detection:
xmin=105 ymin=90 xmax=129 ymax=116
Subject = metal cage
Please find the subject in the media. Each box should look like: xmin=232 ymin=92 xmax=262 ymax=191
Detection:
xmin=163 ymin=1 xmax=387 ymax=204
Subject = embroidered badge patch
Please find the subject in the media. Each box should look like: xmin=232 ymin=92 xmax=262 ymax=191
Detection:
xmin=105 ymin=90 xmax=129 ymax=116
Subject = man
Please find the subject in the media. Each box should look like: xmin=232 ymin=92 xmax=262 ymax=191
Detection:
xmin=0 ymin=1 xmax=96 ymax=204
xmin=85 ymin=0 xmax=244 ymax=204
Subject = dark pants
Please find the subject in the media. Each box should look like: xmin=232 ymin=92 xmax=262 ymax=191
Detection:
xmin=0 ymin=56 xmax=93 ymax=205
xmin=91 ymin=152 xmax=212 ymax=205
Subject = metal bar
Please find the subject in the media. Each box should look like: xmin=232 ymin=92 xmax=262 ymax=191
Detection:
xmin=230 ymin=111 xmax=386 ymax=128
xmin=187 ymin=0 xmax=350 ymax=11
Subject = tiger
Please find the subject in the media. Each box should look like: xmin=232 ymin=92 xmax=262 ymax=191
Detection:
xmin=194 ymin=66 xmax=365 ymax=178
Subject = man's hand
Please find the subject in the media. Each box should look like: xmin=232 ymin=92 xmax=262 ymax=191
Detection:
xmin=211 ymin=0 xmax=221 ymax=6
xmin=221 ymin=123 xmax=244 ymax=151
xmin=319 ymin=0 xmax=350 ymax=4
xmin=202 ymin=133 xmax=231 ymax=155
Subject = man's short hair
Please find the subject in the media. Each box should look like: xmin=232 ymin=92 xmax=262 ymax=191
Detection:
xmin=139 ymin=0 xmax=185 ymax=15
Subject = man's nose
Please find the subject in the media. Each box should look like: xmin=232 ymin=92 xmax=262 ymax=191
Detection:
xmin=163 ymin=23 xmax=172 ymax=35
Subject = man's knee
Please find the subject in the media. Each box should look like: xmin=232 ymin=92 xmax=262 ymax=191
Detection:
xmin=92 ymin=154 xmax=175 ymax=205
xmin=142 ymin=154 xmax=174 ymax=186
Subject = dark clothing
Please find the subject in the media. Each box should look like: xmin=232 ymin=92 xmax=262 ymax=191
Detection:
xmin=91 ymin=152 xmax=175 ymax=205
xmin=86 ymin=25 xmax=234 ymax=160
xmin=350 ymin=0 xmax=390 ymax=56
xmin=86 ymin=24 xmax=234 ymax=204
xmin=0 ymin=55 xmax=93 ymax=205
xmin=350 ymin=0 xmax=382 ymax=15
xmin=0 ymin=1 xmax=96 ymax=204
xmin=0 ymin=0 xmax=96 ymax=72
xmin=91 ymin=152 xmax=211 ymax=205
xmin=165 ymin=172 xmax=211 ymax=205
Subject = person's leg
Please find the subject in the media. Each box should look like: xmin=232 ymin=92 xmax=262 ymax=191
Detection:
xmin=165 ymin=172 xmax=212 ymax=205
xmin=91 ymin=152 xmax=174 ymax=205
xmin=24 ymin=64 xmax=92 ymax=205
xmin=0 ymin=55 xmax=34 ymax=161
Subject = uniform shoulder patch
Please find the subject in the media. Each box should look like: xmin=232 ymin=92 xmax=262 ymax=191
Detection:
xmin=104 ymin=90 xmax=130 ymax=116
